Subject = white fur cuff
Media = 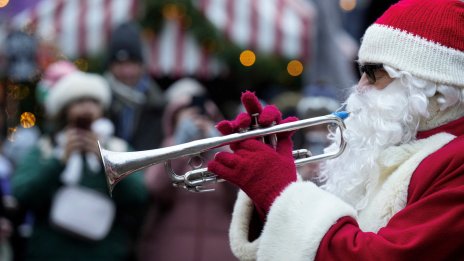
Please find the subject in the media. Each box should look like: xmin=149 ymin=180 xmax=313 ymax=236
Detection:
xmin=229 ymin=191 xmax=260 ymax=261
xmin=229 ymin=182 xmax=357 ymax=261
xmin=257 ymin=182 xmax=356 ymax=260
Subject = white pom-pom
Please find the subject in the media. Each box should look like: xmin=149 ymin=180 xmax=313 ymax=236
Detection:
xmin=91 ymin=118 xmax=114 ymax=141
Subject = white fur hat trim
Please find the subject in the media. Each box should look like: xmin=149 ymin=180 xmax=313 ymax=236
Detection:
xmin=45 ymin=71 xmax=111 ymax=117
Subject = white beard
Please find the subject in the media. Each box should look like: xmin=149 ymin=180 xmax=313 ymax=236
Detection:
xmin=319 ymin=78 xmax=429 ymax=210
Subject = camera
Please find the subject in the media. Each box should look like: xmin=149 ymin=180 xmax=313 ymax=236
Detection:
xmin=73 ymin=116 xmax=92 ymax=130
xmin=190 ymin=95 xmax=207 ymax=115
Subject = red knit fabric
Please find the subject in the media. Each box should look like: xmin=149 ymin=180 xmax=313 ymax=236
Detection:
xmin=208 ymin=138 xmax=297 ymax=220
xmin=316 ymin=135 xmax=464 ymax=260
xmin=241 ymin=90 xmax=263 ymax=114
xmin=375 ymin=0 xmax=464 ymax=51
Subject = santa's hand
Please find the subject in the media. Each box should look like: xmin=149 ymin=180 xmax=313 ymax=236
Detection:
xmin=216 ymin=91 xmax=284 ymax=135
xmin=208 ymin=135 xmax=297 ymax=220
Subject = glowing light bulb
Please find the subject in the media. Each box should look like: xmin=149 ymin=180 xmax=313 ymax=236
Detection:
xmin=0 ymin=0 xmax=10 ymax=8
xmin=20 ymin=112 xmax=36 ymax=128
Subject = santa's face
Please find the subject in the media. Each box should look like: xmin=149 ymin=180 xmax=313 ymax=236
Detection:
xmin=319 ymin=74 xmax=427 ymax=210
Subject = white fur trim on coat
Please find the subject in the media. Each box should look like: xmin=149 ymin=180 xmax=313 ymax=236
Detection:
xmin=229 ymin=183 xmax=356 ymax=261
xmin=229 ymin=191 xmax=261 ymax=261
xmin=258 ymin=182 xmax=356 ymax=260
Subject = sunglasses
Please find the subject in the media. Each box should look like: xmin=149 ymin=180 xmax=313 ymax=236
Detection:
xmin=358 ymin=63 xmax=384 ymax=84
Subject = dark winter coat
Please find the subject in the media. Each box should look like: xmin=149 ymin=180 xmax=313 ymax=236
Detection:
xmin=12 ymin=135 xmax=148 ymax=260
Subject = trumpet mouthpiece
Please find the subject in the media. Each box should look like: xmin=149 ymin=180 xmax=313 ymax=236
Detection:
xmin=332 ymin=111 xmax=349 ymax=120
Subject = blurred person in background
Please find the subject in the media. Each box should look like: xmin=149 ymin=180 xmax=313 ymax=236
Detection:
xmin=3 ymin=60 xmax=78 ymax=168
xmin=138 ymin=78 xmax=238 ymax=261
xmin=2 ymin=62 xmax=79 ymax=256
xmin=11 ymin=70 xmax=148 ymax=260
xmin=104 ymin=21 xmax=166 ymax=151
xmin=1 ymin=29 xmax=42 ymax=261
xmin=3 ymin=30 xmax=39 ymax=84
xmin=269 ymin=91 xmax=302 ymax=119
xmin=294 ymin=86 xmax=340 ymax=184
xmin=304 ymin=0 xmax=359 ymax=92
xmin=2 ymin=30 xmax=43 ymax=167
xmin=0 ymin=142 xmax=14 ymax=261
xmin=0 ymin=115 xmax=26 ymax=261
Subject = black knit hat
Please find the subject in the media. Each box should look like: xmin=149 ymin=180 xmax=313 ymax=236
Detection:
xmin=108 ymin=21 xmax=143 ymax=64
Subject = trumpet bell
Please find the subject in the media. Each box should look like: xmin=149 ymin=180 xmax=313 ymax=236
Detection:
xmin=99 ymin=142 xmax=168 ymax=196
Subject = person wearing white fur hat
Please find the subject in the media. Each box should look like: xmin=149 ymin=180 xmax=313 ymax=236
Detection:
xmin=11 ymin=69 xmax=148 ymax=260
xmin=206 ymin=0 xmax=464 ymax=260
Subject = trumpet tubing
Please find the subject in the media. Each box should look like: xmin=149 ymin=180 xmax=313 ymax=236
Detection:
xmin=99 ymin=113 xmax=347 ymax=195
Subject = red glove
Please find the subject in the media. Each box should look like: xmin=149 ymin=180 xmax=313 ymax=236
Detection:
xmin=215 ymin=91 xmax=285 ymax=136
xmin=208 ymin=91 xmax=298 ymax=220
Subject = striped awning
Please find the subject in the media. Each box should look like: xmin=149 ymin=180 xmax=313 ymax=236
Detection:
xmin=197 ymin=0 xmax=315 ymax=61
xmin=146 ymin=0 xmax=316 ymax=78
xmin=9 ymin=0 xmax=315 ymax=78
xmin=145 ymin=19 xmax=226 ymax=79
xmin=11 ymin=0 xmax=138 ymax=57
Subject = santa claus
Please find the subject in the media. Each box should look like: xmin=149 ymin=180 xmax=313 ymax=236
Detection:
xmin=208 ymin=0 xmax=464 ymax=260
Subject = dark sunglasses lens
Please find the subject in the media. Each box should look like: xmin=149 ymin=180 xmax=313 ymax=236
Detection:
xmin=366 ymin=69 xmax=376 ymax=83
xmin=359 ymin=64 xmax=381 ymax=84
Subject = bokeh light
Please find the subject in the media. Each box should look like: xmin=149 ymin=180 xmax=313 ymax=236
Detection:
xmin=0 ymin=0 xmax=10 ymax=8
xmin=287 ymin=60 xmax=304 ymax=76
xmin=163 ymin=4 xmax=185 ymax=21
xmin=74 ymin=59 xmax=88 ymax=71
xmin=339 ymin=0 xmax=357 ymax=12
xmin=8 ymin=84 xmax=30 ymax=100
xmin=20 ymin=112 xmax=36 ymax=128
xmin=239 ymin=50 xmax=256 ymax=67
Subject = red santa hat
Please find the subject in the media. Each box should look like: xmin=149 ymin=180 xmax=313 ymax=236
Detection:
xmin=358 ymin=0 xmax=464 ymax=87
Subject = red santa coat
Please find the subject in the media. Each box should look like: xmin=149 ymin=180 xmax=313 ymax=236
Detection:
xmin=228 ymin=116 xmax=464 ymax=261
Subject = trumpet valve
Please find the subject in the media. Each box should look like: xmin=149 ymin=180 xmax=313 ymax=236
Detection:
xmin=293 ymin=149 xmax=312 ymax=159
xmin=184 ymin=168 xmax=218 ymax=187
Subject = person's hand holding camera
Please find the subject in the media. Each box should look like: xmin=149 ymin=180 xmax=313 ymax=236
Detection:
xmin=62 ymin=117 xmax=99 ymax=163
xmin=174 ymin=106 xmax=219 ymax=144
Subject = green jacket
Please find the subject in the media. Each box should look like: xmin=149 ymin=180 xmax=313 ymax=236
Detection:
xmin=12 ymin=136 xmax=148 ymax=261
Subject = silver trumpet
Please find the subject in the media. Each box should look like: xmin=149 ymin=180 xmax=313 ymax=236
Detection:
xmin=98 ymin=112 xmax=348 ymax=195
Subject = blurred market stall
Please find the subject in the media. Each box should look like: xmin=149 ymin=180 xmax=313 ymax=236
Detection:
xmin=5 ymin=0 xmax=315 ymax=79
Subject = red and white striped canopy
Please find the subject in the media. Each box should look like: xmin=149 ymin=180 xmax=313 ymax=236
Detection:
xmin=11 ymin=0 xmax=138 ymax=57
xmin=10 ymin=0 xmax=315 ymax=78
xmin=145 ymin=19 xmax=226 ymax=79
xmin=197 ymin=0 xmax=315 ymax=61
